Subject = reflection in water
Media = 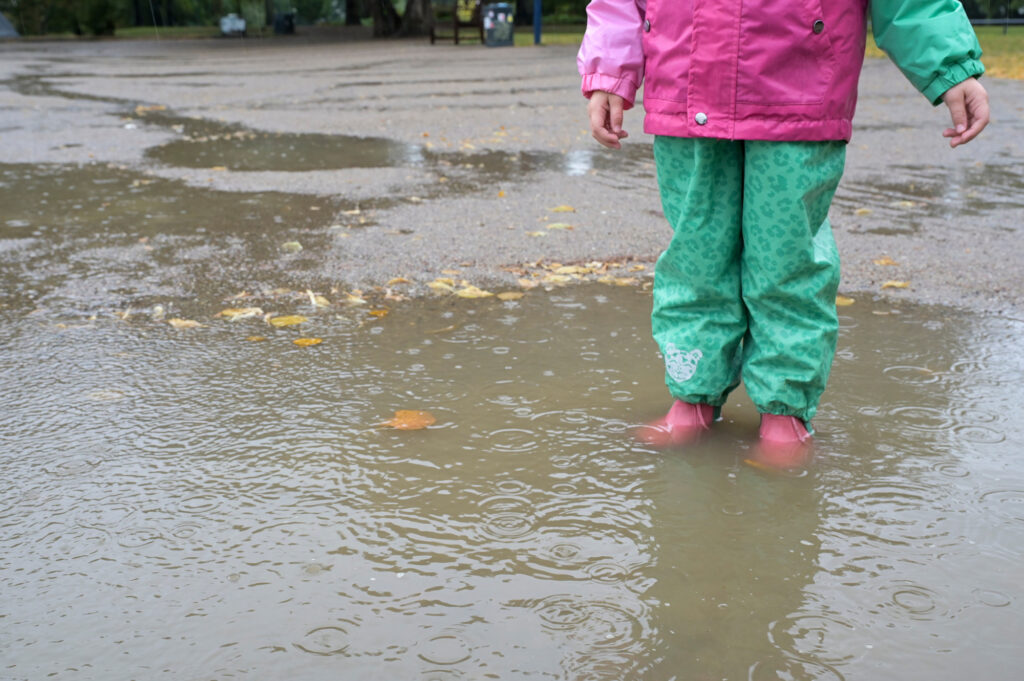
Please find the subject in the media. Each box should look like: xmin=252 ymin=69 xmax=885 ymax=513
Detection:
xmin=137 ymin=110 xmax=654 ymax=180
xmin=1 ymin=286 xmax=1022 ymax=680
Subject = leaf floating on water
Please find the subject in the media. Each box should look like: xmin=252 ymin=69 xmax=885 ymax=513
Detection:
xmin=151 ymin=304 xmax=166 ymax=321
xmin=167 ymin=318 xmax=202 ymax=329
xmin=280 ymin=241 xmax=303 ymax=253
xmin=387 ymin=277 xmax=410 ymax=285
xmin=497 ymin=291 xmax=525 ymax=301
xmin=306 ymin=290 xmax=331 ymax=308
xmin=551 ymin=205 xmax=576 ymax=213
xmin=210 ymin=166 xmax=228 ymax=172
xmin=873 ymin=256 xmax=899 ymax=266
xmin=217 ymin=307 xmax=263 ymax=321
xmin=835 ymin=295 xmax=856 ymax=307
xmin=246 ymin=335 xmax=267 ymax=342
xmin=293 ymin=337 xmax=323 ymax=347
xmin=890 ymin=200 xmax=917 ymax=208
xmin=497 ymin=190 xmax=506 ymax=198
xmin=554 ymin=265 xmax=592 ymax=275
xmin=378 ymin=410 xmax=436 ymax=430
xmin=344 ymin=293 xmax=367 ymax=306
xmin=546 ymin=222 xmax=574 ymax=230
xmin=517 ymin=278 xmax=540 ymax=290
xmin=368 ymin=308 xmax=389 ymax=318
xmin=542 ymin=274 xmax=573 ymax=285
xmin=854 ymin=207 xmax=873 ymax=216
xmin=268 ymin=315 xmax=307 ymax=327
xmin=134 ymin=104 xmax=167 ymax=114
xmin=882 ymin=280 xmax=910 ymax=289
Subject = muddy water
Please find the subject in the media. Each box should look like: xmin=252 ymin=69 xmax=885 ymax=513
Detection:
xmin=1 ymin=283 xmax=1022 ymax=680
xmin=138 ymin=111 xmax=656 ymax=180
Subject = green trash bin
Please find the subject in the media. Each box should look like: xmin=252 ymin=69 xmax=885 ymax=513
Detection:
xmin=483 ymin=3 xmax=514 ymax=46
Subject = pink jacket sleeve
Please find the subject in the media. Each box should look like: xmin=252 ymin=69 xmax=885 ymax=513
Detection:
xmin=576 ymin=0 xmax=646 ymax=109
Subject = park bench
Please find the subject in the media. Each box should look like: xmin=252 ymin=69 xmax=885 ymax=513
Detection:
xmin=430 ymin=0 xmax=484 ymax=44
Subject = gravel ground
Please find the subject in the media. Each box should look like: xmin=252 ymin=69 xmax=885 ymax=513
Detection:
xmin=1 ymin=35 xmax=1021 ymax=314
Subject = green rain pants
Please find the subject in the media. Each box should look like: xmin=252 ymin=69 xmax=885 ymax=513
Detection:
xmin=651 ymin=136 xmax=846 ymax=425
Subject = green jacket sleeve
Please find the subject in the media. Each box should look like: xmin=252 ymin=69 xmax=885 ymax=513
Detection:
xmin=870 ymin=0 xmax=985 ymax=105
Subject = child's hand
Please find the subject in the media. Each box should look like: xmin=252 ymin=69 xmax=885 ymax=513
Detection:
xmin=941 ymin=78 xmax=989 ymax=148
xmin=588 ymin=91 xmax=629 ymax=149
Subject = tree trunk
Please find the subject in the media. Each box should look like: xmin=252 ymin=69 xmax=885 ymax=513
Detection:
xmin=345 ymin=0 xmax=362 ymax=25
xmin=399 ymin=0 xmax=432 ymax=36
xmin=370 ymin=0 xmax=401 ymax=36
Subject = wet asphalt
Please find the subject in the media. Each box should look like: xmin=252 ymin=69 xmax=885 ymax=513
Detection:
xmin=1 ymin=34 xmax=1021 ymax=314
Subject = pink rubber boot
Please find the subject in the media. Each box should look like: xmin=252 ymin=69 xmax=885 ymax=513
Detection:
xmin=636 ymin=400 xmax=714 ymax=448
xmin=749 ymin=414 xmax=813 ymax=470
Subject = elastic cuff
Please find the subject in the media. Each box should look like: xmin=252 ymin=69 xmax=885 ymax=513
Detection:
xmin=581 ymin=73 xmax=638 ymax=110
xmin=757 ymin=406 xmax=816 ymax=433
xmin=922 ymin=58 xmax=986 ymax=105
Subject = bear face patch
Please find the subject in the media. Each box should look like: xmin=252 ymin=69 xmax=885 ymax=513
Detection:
xmin=664 ymin=343 xmax=703 ymax=383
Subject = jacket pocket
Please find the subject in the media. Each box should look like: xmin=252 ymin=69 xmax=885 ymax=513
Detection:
xmin=641 ymin=0 xmax=693 ymax=105
xmin=735 ymin=0 xmax=837 ymax=106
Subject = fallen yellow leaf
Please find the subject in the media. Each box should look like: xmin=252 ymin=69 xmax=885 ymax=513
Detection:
xmin=517 ymin=278 xmax=539 ymax=289
xmin=890 ymin=200 xmax=916 ymax=208
xmin=344 ymin=293 xmax=367 ymax=306
xmin=167 ymin=318 xmax=202 ymax=329
xmin=441 ymin=269 xmax=461 ymax=275
xmin=854 ymin=207 xmax=873 ymax=216
xmin=269 ymin=315 xmax=308 ymax=327
xmin=546 ymin=222 xmax=574 ymax=230
xmin=246 ymin=335 xmax=267 ymax=342
xmin=293 ymin=337 xmax=323 ymax=347
xmin=387 ymin=277 xmax=410 ymax=285
xmin=455 ymin=285 xmax=494 ymax=298
xmin=526 ymin=231 xmax=546 ymax=237
xmin=378 ymin=410 xmax=436 ymax=430
xmin=882 ymin=280 xmax=910 ymax=289
xmin=497 ymin=190 xmax=506 ymax=198
xmin=306 ymin=290 xmax=331 ymax=307
xmin=613 ymin=277 xmax=639 ymax=286
xmin=551 ymin=205 xmax=576 ymax=213
xmin=134 ymin=104 xmax=166 ymax=114
xmin=835 ymin=295 xmax=855 ymax=306
xmin=428 ymin=278 xmax=456 ymax=293
xmin=542 ymin=274 xmax=573 ymax=285
xmin=280 ymin=241 xmax=303 ymax=253
xmin=210 ymin=166 xmax=228 ymax=172
xmin=217 ymin=307 xmax=263 ymax=321
xmin=554 ymin=265 xmax=592 ymax=275
xmin=873 ymin=256 xmax=899 ymax=266
xmin=497 ymin=291 xmax=525 ymax=301
xmin=368 ymin=308 xmax=389 ymax=317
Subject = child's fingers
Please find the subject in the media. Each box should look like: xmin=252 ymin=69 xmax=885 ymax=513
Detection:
xmin=588 ymin=95 xmax=622 ymax=149
xmin=945 ymin=95 xmax=969 ymax=140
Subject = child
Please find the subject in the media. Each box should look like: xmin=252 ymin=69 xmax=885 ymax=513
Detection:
xmin=578 ymin=0 xmax=989 ymax=465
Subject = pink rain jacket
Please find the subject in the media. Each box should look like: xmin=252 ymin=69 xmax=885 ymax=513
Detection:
xmin=578 ymin=0 xmax=984 ymax=141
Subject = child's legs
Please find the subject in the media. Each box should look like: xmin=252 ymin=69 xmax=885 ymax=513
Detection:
xmin=652 ymin=136 xmax=746 ymax=408
xmin=740 ymin=140 xmax=847 ymax=424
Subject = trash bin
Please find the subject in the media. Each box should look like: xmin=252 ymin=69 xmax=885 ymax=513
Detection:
xmin=482 ymin=3 xmax=514 ymax=46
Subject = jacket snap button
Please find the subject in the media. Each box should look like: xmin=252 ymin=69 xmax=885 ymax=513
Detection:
xmin=813 ymin=20 xmax=824 ymax=34
xmin=695 ymin=112 xmax=708 ymax=125
xmin=643 ymin=19 xmax=651 ymax=32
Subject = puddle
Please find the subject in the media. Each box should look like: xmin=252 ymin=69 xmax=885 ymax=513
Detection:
xmin=0 ymin=285 xmax=1021 ymax=680
xmin=141 ymin=111 xmax=655 ymax=180
xmin=0 ymin=163 xmax=383 ymax=315
xmin=835 ymin=162 xmax=1024 ymax=234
